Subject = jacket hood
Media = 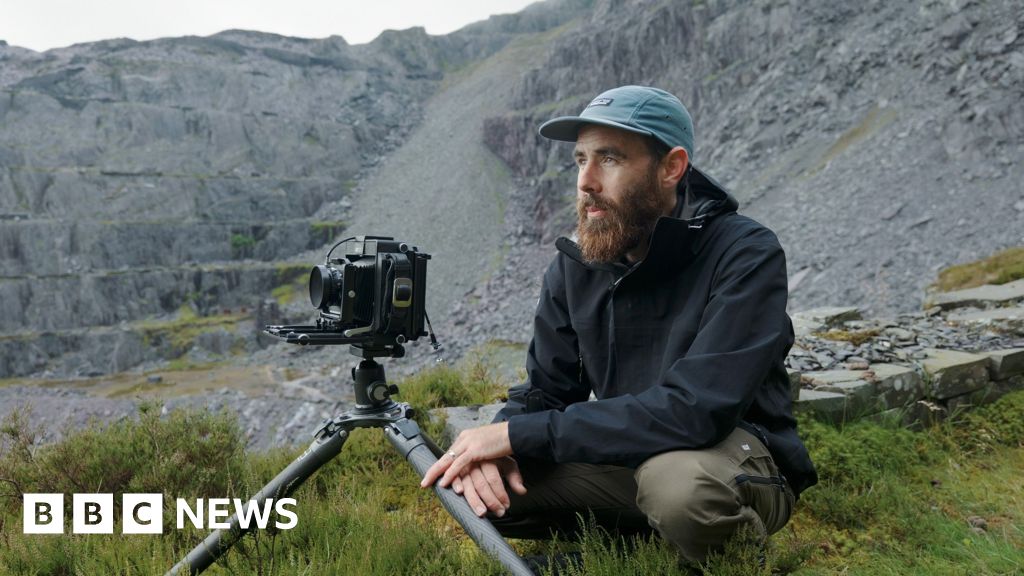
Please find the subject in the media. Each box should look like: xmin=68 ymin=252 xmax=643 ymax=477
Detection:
xmin=557 ymin=166 xmax=739 ymax=270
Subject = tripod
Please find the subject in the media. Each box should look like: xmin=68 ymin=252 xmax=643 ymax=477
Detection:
xmin=166 ymin=345 xmax=534 ymax=576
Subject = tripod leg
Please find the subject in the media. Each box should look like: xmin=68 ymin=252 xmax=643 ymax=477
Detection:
xmin=165 ymin=428 xmax=349 ymax=576
xmin=385 ymin=421 xmax=535 ymax=576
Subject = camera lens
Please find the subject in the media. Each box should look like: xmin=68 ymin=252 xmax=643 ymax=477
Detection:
xmin=309 ymin=265 xmax=337 ymax=309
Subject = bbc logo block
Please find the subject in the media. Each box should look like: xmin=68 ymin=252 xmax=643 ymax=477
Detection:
xmin=23 ymin=494 xmax=64 ymax=534
xmin=23 ymin=493 xmax=164 ymax=534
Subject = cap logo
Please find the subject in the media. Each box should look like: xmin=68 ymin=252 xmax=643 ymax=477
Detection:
xmin=586 ymin=98 xmax=614 ymax=108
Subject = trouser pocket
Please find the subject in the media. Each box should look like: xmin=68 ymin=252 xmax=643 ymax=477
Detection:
xmin=734 ymin=471 xmax=793 ymax=535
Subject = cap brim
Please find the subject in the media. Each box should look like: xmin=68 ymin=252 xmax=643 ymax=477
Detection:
xmin=538 ymin=115 xmax=654 ymax=142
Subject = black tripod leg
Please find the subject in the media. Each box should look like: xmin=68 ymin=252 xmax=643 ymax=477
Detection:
xmin=165 ymin=429 xmax=349 ymax=576
xmin=385 ymin=421 xmax=535 ymax=576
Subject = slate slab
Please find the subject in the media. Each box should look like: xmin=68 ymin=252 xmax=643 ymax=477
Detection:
xmin=946 ymin=306 xmax=1024 ymax=329
xmin=795 ymin=388 xmax=848 ymax=423
xmin=985 ymin=348 xmax=1024 ymax=380
xmin=925 ymin=279 xmax=1024 ymax=311
xmin=919 ymin=349 xmax=990 ymax=399
xmin=867 ymin=363 xmax=925 ymax=408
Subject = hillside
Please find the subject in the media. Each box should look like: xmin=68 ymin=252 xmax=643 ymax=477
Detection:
xmin=0 ymin=0 xmax=1021 ymax=444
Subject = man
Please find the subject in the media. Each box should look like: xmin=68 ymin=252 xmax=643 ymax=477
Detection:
xmin=421 ymin=85 xmax=817 ymax=564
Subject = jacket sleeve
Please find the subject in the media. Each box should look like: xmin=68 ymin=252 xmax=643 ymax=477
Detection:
xmin=493 ymin=255 xmax=592 ymax=422
xmin=507 ymin=234 xmax=793 ymax=467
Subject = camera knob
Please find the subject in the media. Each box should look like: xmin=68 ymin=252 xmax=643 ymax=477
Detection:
xmin=369 ymin=382 xmax=390 ymax=402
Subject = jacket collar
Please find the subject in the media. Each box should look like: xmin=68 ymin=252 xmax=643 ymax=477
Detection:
xmin=557 ymin=166 xmax=739 ymax=272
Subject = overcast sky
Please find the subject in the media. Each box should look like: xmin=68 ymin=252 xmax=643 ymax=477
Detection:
xmin=0 ymin=0 xmax=541 ymax=52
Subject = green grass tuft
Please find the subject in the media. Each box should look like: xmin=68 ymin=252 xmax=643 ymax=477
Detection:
xmin=933 ymin=246 xmax=1024 ymax=292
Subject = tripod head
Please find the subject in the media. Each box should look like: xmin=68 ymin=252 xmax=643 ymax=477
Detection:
xmin=349 ymin=345 xmax=404 ymax=414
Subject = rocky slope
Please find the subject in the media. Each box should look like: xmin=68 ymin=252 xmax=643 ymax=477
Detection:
xmin=0 ymin=0 xmax=1022 ymax=449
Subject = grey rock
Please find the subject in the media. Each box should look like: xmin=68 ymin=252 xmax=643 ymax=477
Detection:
xmin=947 ymin=306 xmax=1024 ymax=329
xmin=925 ymin=280 xmax=1024 ymax=311
xmin=816 ymin=379 xmax=880 ymax=417
xmin=795 ymin=389 xmax=849 ymax=423
xmin=984 ymin=348 xmax=1024 ymax=380
xmin=868 ymin=363 xmax=926 ymax=408
xmin=792 ymin=307 xmax=863 ymax=328
xmin=787 ymin=368 xmax=802 ymax=401
xmin=903 ymin=400 xmax=948 ymax=428
xmin=945 ymin=383 xmax=1004 ymax=414
xmin=432 ymin=403 xmax=505 ymax=444
xmin=919 ymin=348 xmax=990 ymax=399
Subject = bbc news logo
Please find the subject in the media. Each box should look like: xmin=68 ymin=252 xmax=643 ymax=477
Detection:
xmin=23 ymin=494 xmax=297 ymax=534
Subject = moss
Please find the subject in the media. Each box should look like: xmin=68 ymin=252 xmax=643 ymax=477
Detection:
xmin=275 ymin=262 xmax=309 ymax=282
xmin=309 ymin=220 xmax=347 ymax=247
xmin=812 ymin=328 xmax=881 ymax=347
xmin=932 ymin=246 xmax=1024 ymax=292
xmin=957 ymin=390 xmax=1024 ymax=450
xmin=137 ymin=311 xmax=247 ymax=355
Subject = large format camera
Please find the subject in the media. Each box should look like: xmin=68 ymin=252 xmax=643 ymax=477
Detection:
xmin=265 ymin=236 xmax=431 ymax=355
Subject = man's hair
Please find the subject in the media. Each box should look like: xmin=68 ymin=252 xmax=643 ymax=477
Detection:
xmin=644 ymin=136 xmax=672 ymax=163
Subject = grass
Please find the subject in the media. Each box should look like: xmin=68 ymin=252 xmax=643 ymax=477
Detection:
xmin=933 ymin=246 xmax=1024 ymax=292
xmin=137 ymin=306 xmax=248 ymax=354
xmin=0 ymin=364 xmax=1022 ymax=575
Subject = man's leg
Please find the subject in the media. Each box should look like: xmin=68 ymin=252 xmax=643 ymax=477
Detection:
xmin=490 ymin=458 xmax=652 ymax=540
xmin=634 ymin=427 xmax=795 ymax=563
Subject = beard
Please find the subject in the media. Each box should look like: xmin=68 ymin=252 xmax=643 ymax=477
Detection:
xmin=576 ymin=165 xmax=669 ymax=264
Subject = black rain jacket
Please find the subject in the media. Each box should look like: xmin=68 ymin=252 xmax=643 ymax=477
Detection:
xmin=495 ymin=169 xmax=818 ymax=497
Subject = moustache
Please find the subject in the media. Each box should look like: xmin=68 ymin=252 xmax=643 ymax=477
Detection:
xmin=579 ymin=195 xmax=616 ymax=212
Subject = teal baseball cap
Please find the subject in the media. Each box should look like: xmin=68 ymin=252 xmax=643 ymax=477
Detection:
xmin=539 ymin=85 xmax=700 ymax=165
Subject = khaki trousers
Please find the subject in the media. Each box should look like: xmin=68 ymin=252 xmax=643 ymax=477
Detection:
xmin=491 ymin=427 xmax=795 ymax=563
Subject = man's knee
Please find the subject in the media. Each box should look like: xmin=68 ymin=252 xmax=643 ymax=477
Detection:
xmin=634 ymin=451 xmax=741 ymax=536
xmin=634 ymin=443 xmax=775 ymax=563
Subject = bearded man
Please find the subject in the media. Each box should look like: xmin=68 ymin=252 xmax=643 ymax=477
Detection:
xmin=422 ymin=85 xmax=817 ymax=565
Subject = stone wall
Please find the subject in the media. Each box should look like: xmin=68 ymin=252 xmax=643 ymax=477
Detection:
xmin=437 ymin=280 xmax=1024 ymax=440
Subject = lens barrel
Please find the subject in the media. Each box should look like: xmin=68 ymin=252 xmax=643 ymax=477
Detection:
xmin=309 ymin=265 xmax=338 ymax=309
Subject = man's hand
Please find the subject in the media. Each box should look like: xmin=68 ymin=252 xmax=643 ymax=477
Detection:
xmin=450 ymin=457 xmax=527 ymax=517
xmin=420 ymin=422 xmax=519 ymax=513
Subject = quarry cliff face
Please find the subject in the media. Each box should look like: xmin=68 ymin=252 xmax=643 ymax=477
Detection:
xmin=1 ymin=0 xmax=1022 ymax=381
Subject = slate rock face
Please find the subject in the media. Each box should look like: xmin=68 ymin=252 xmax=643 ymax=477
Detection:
xmin=0 ymin=4 xmax=588 ymax=377
xmin=2 ymin=0 xmax=1024 ymax=393
xmin=480 ymin=0 xmax=1024 ymax=316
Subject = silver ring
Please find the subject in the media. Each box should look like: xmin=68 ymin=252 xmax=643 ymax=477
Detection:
xmin=447 ymin=451 xmax=457 ymax=459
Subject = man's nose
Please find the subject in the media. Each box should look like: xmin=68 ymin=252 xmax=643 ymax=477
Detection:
xmin=577 ymin=162 xmax=601 ymax=195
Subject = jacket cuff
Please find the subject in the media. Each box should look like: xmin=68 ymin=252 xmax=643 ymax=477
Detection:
xmin=507 ymin=412 xmax=554 ymax=461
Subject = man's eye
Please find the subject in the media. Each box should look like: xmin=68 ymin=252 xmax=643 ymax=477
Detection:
xmin=601 ymin=156 xmax=618 ymax=165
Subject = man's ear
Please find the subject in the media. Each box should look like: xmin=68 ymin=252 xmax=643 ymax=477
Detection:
xmin=661 ymin=147 xmax=689 ymax=189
